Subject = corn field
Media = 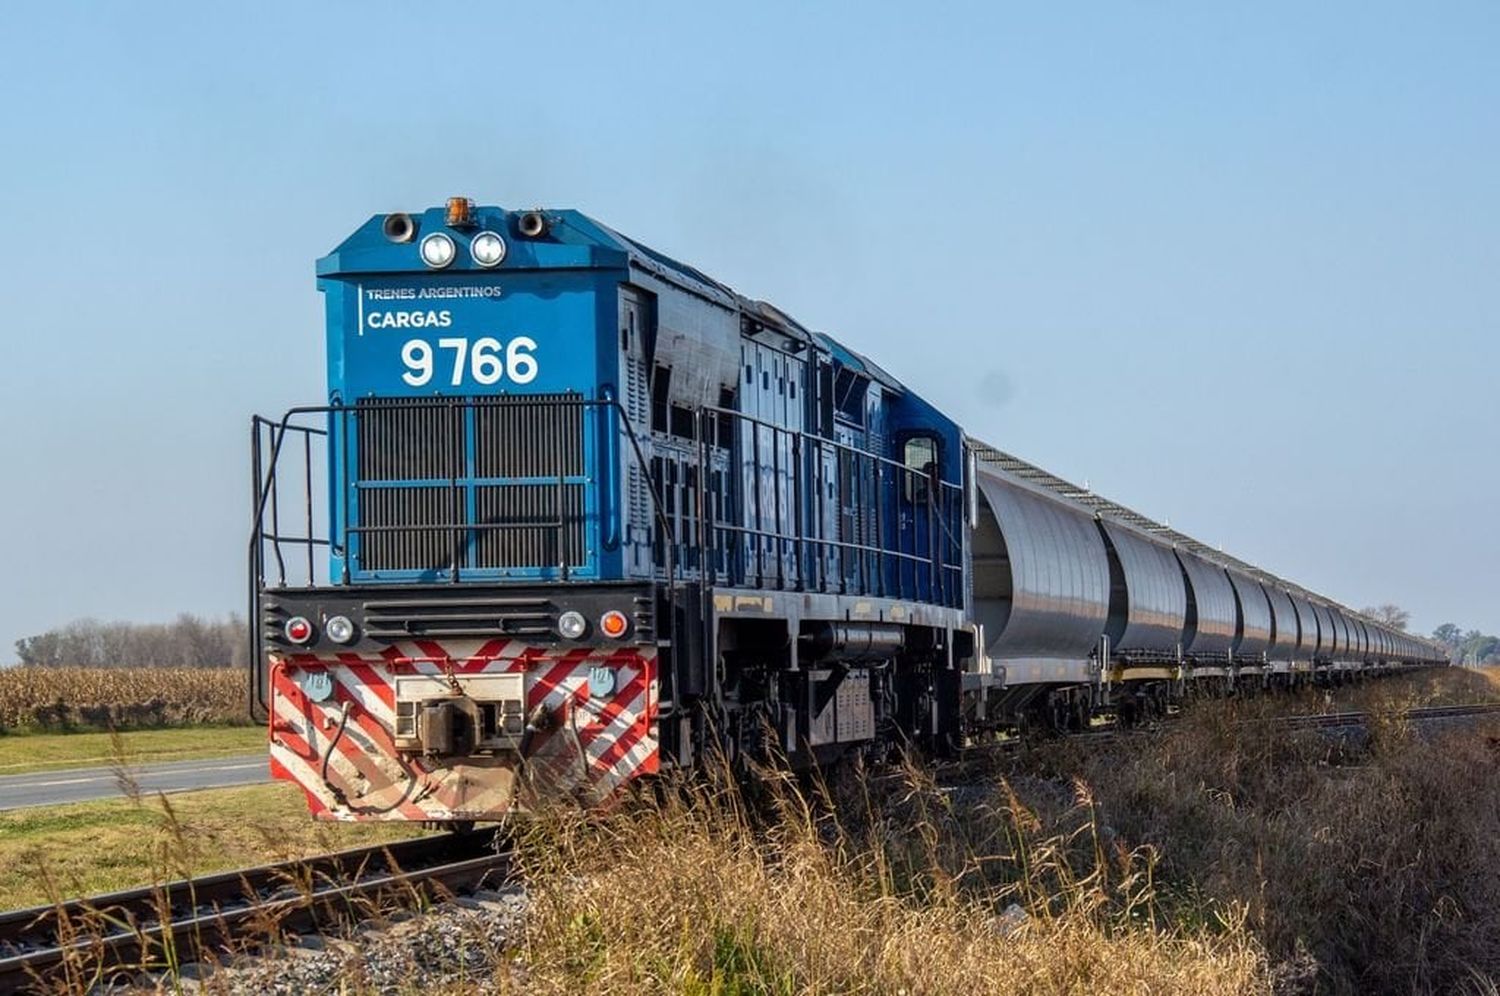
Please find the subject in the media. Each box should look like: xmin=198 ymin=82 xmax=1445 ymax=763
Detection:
xmin=0 ymin=666 xmax=248 ymax=732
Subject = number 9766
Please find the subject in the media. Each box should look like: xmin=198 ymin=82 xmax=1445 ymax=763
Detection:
xmin=400 ymin=336 xmax=538 ymax=387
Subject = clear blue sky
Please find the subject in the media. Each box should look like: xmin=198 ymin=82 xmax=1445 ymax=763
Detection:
xmin=0 ymin=2 xmax=1495 ymax=659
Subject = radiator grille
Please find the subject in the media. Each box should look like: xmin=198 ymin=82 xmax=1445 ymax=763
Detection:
xmin=474 ymin=397 xmax=584 ymax=478
xmin=351 ymin=395 xmax=588 ymax=574
xmin=356 ymin=399 xmax=463 ymax=481
xmin=475 ymin=484 xmax=586 ymax=569
xmin=358 ymin=486 xmax=463 ymax=572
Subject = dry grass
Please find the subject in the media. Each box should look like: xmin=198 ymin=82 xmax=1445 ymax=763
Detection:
xmin=497 ymin=763 xmax=1266 ymax=995
xmin=496 ymin=671 xmax=1500 ymax=995
xmin=1288 ymin=664 xmax=1500 ymax=715
xmin=1028 ymin=692 xmax=1500 ymax=993
xmin=0 ymin=666 xmax=246 ymax=732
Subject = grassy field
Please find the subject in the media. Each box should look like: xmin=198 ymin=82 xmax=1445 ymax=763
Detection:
xmin=0 ymin=725 xmax=265 ymax=774
xmin=0 ymin=782 xmax=425 ymax=909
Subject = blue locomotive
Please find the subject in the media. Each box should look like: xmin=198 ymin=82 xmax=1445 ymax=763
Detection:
xmin=251 ymin=198 xmax=1444 ymax=822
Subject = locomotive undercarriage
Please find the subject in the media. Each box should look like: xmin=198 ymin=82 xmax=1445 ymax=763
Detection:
xmin=955 ymin=649 xmax=1417 ymax=742
xmin=660 ymin=591 xmax=968 ymax=775
xmin=256 ymin=571 xmax=1424 ymax=821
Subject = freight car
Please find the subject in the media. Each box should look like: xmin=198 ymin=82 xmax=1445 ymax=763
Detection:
xmin=250 ymin=199 xmax=1447 ymax=822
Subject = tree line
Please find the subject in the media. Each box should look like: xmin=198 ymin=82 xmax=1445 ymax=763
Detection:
xmin=1359 ymin=604 xmax=1497 ymax=665
xmin=1431 ymin=623 xmax=1500 ymax=666
xmin=13 ymin=615 xmax=249 ymax=668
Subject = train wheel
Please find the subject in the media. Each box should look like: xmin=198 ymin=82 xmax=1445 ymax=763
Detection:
xmin=1070 ymin=694 xmax=1091 ymax=733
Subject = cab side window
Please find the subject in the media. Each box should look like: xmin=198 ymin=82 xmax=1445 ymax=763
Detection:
xmin=903 ymin=435 xmax=938 ymax=503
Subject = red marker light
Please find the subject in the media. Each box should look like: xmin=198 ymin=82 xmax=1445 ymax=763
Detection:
xmin=284 ymin=617 xmax=314 ymax=645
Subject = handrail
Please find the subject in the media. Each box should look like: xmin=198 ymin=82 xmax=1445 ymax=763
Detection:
xmin=690 ymin=404 xmax=965 ymax=607
xmin=698 ymin=403 xmax=964 ymax=494
xmin=251 ymin=396 xmax=677 ymax=587
xmin=248 ymin=395 xmax=680 ymax=722
xmin=601 ymin=387 xmax=621 ymax=550
xmin=250 ymin=390 xmax=969 ymax=719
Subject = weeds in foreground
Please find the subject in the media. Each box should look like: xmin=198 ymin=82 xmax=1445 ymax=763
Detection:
xmin=1027 ymin=696 xmax=1500 ymax=994
xmin=503 ymin=692 xmax=1500 ymax=996
xmin=1290 ymin=665 xmax=1500 ymax=716
xmin=504 ymin=758 xmax=1263 ymax=996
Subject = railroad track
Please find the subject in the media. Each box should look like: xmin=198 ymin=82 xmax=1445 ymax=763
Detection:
xmin=930 ymin=701 xmax=1500 ymax=784
xmin=1264 ymin=701 xmax=1500 ymax=733
xmin=0 ymin=829 xmax=511 ymax=993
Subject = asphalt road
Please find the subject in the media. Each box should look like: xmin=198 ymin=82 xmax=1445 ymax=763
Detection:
xmin=0 ymin=754 xmax=270 ymax=811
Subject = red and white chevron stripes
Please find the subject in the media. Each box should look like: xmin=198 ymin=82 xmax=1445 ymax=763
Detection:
xmin=267 ymin=638 xmax=658 ymax=821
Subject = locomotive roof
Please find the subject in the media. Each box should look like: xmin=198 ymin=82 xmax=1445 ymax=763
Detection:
xmin=549 ymin=211 xmax=905 ymax=389
xmin=329 ymin=203 xmax=910 ymax=391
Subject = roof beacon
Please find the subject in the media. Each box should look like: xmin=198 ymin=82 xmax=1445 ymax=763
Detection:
xmin=445 ymin=196 xmax=475 ymax=228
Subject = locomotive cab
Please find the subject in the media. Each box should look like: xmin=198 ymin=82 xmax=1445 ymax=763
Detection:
xmin=318 ymin=202 xmax=642 ymax=585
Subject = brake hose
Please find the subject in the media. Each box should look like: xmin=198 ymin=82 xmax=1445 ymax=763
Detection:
xmin=320 ymin=701 xmax=353 ymax=808
xmin=318 ymin=700 xmax=416 ymax=816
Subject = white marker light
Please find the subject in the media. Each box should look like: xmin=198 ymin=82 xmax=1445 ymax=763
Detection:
xmin=420 ymin=232 xmax=456 ymax=268
xmin=557 ymin=611 xmax=587 ymax=640
xmin=325 ymin=615 xmax=356 ymax=645
xmin=470 ymin=231 xmax=506 ymax=267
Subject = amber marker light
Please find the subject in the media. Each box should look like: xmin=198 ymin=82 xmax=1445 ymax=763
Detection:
xmin=599 ymin=610 xmax=629 ymax=639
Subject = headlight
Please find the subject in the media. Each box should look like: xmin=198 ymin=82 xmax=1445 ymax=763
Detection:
xmin=599 ymin=610 xmax=629 ymax=639
xmin=470 ymin=231 xmax=506 ymax=267
xmin=325 ymin=615 xmax=356 ymax=645
xmin=557 ymin=611 xmax=587 ymax=640
xmin=284 ymin=617 xmax=314 ymax=645
xmin=420 ymin=232 xmax=456 ymax=268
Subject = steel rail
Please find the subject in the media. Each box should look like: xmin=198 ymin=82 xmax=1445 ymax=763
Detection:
xmin=0 ymin=830 xmax=510 ymax=993
xmin=927 ymin=702 xmax=1500 ymax=786
xmin=1261 ymin=701 xmax=1500 ymax=732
